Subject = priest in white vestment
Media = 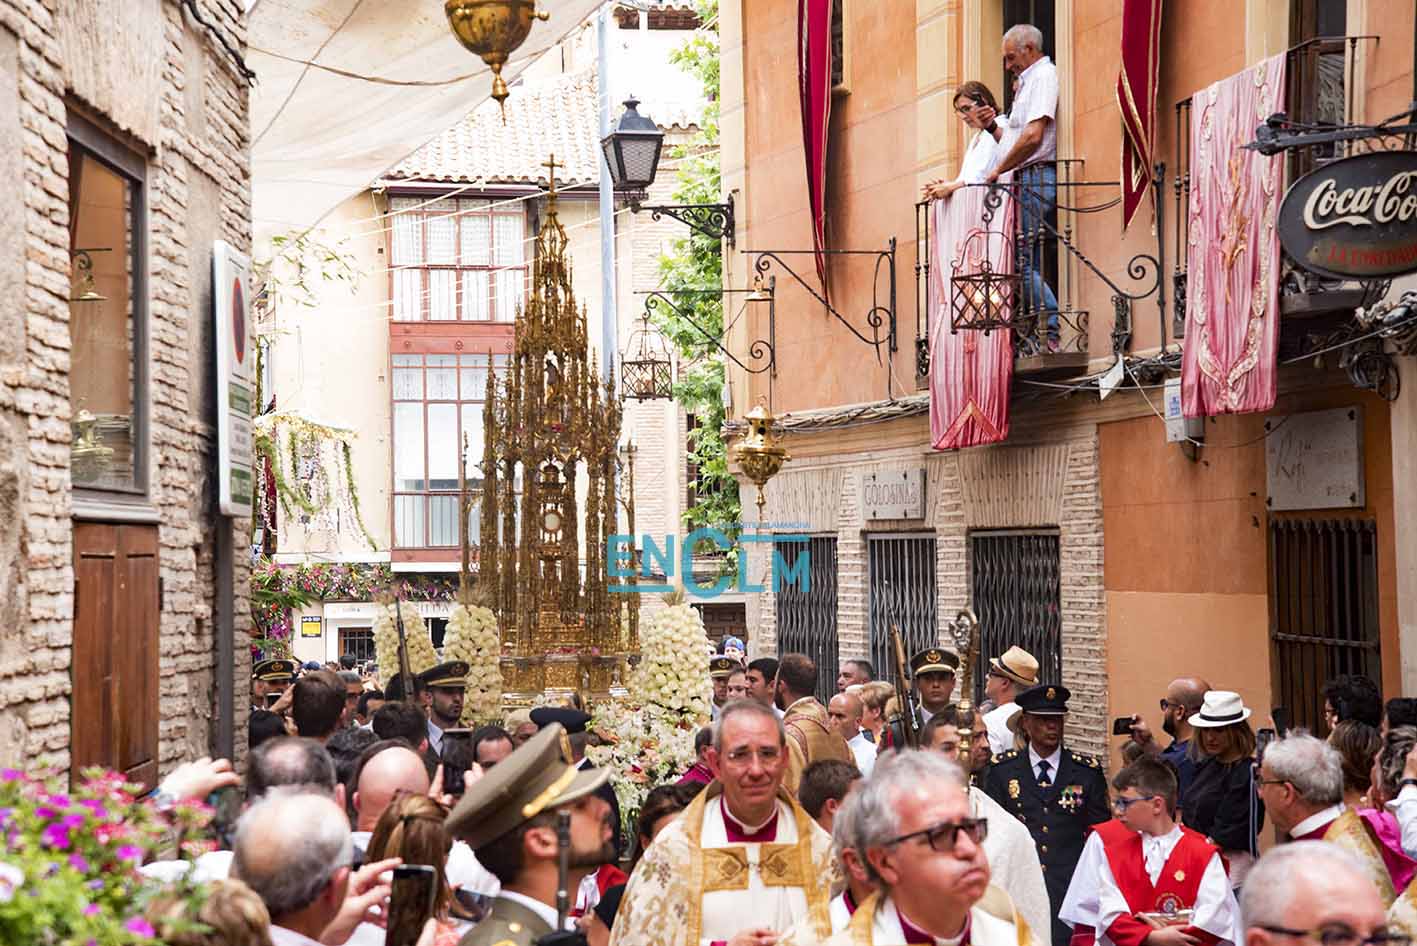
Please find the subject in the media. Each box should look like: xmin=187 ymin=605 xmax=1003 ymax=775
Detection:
xmin=785 ymin=750 xmax=1030 ymax=946
xmin=610 ymin=701 xmax=838 ymax=946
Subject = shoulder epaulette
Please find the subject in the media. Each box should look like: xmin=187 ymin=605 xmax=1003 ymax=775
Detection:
xmin=995 ymin=748 xmax=1020 ymax=762
xmin=1066 ymin=748 xmax=1101 ymax=769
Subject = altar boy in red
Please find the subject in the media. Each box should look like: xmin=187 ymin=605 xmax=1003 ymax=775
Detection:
xmin=1093 ymin=759 xmax=1240 ymax=946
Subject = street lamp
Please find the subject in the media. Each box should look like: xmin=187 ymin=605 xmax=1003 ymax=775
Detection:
xmin=601 ymin=96 xmax=735 ymax=248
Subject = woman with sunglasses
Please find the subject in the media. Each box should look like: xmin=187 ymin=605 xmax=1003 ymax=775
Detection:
xmin=1185 ymin=691 xmax=1264 ymax=889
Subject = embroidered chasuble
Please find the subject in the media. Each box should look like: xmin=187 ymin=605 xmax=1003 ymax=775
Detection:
xmin=784 ymin=889 xmax=1030 ymax=946
xmin=1389 ymin=877 xmax=1417 ymax=938
xmin=1297 ymin=809 xmax=1399 ymax=906
xmin=608 ymin=782 xmax=837 ymax=946
xmin=784 ymin=698 xmax=853 ymax=794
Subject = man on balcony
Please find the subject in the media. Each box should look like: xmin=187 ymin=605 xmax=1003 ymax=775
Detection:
xmin=983 ymin=23 xmax=1059 ymax=351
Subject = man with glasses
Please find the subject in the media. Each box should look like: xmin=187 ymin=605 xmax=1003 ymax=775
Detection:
xmin=799 ymin=749 xmax=1029 ymax=946
xmin=1127 ymin=678 xmax=1211 ymax=810
xmin=1242 ymin=843 xmax=1400 ymax=946
xmin=987 ymin=684 xmax=1110 ymax=946
xmin=1066 ymin=757 xmax=1240 ymax=946
xmin=611 ymin=700 xmax=837 ymax=946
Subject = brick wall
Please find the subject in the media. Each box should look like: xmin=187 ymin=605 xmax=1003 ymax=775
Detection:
xmin=0 ymin=0 xmax=252 ymax=772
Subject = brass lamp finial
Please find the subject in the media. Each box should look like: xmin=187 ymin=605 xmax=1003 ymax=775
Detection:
xmin=445 ymin=0 xmax=550 ymax=120
xmin=733 ymin=402 xmax=789 ymax=521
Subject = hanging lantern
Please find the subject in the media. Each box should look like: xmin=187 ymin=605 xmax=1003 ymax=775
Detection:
xmin=445 ymin=0 xmax=549 ymax=117
xmin=68 ymin=249 xmax=108 ymax=303
xmin=950 ymin=229 xmax=1018 ymax=334
xmin=733 ymin=403 xmax=789 ymax=521
xmin=620 ymin=310 xmax=673 ymax=400
xmin=601 ymin=97 xmax=665 ymax=201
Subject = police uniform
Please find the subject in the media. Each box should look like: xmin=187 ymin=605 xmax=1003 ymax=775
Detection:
xmin=250 ymin=658 xmax=295 ymax=713
xmin=983 ymin=684 xmax=1109 ymax=946
xmin=418 ymin=661 xmax=473 ymax=794
xmin=445 ymin=722 xmax=612 ymax=946
xmin=708 ymin=655 xmax=739 ymax=721
xmin=909 ymin=647 xmax=960 ymax=725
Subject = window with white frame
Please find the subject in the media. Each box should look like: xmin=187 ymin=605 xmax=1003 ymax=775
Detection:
xmin=391 ymin=351 xmax=510 ymax=548
xmin=388 ymin=196 xmax=528 ymax=322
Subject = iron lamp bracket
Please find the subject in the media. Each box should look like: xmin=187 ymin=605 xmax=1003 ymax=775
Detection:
xmin=632 ymin=194 xmax=736 ymax=248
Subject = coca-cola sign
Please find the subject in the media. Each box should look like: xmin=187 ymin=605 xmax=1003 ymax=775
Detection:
xmin=1278 ymin=150 xmax=1417 ymax=279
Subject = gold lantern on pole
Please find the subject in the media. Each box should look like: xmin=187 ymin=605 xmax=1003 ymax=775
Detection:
xmin=445 ymin=0 xmax=550 ymax=117
xmin=733 ymin=402 xmax=789 ymax=522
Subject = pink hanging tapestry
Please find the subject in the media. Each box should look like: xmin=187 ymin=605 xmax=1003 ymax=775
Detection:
xmin=1181 ymin=54 xmax=1287 ymax=418
xmin=928 ymin=188 xmax=1016 ymax=450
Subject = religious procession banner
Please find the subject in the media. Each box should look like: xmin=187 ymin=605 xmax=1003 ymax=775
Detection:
xmin=1117 ymin=0 xmax=1163 ymax=230
xmin=1181 ymin=54 xmax=1287 ymax=417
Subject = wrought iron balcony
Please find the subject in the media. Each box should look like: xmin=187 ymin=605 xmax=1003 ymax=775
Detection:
xmin=1171 ymin=35 xmax=1383 ymax=339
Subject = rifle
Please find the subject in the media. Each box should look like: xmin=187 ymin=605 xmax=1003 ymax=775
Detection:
xmin=885 ymin=625 xmax=921 ymax=749
xmin=393 ymin=597 xmax=415 ymax=703
xmin=533 ymin=810 xmax=588 ymax=946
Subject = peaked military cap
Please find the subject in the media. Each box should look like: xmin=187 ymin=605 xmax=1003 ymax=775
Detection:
xmin=418 ymin=660 xmax=469 ymax=689
xmin=252 ymin=658 xmax=296 ymax=683
xmin=910 ymin=647 xmax=960 ymax=676
xmin=1015 ymin=683 xmax=1071 ymax=716
xmin=530 ymin=705 xmax=591 ymax=734
xmin=444 ymin=721 xmax=609 ymax=850
xmin=709 ymin=655 xmax=740 ymax=679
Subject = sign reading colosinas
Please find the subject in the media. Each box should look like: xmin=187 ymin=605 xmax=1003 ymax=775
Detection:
xmin=860 ymin=468 xmax=926 ymax=520
xmin=1278 ymin=150 xmax=1417 ymax=279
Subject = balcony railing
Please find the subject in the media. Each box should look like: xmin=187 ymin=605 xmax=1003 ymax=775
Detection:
xmin=915 ymin=159 xmax=1161 ymax=383
xmin=1172 ymin=35 xmax=1382 ymax=335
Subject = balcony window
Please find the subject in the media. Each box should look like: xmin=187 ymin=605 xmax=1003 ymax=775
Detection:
xmin=392 ymin=351 xmax=509 ymax=549
xmin=388 ymin=196 xmax=527 ymax=322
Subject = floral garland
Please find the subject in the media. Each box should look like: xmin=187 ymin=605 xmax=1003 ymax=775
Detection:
xmin=587 ymin=592 xmax=711 ymax=839
xmin=0 ymin=767 xmax=214 ymax=944
xmin=441 ymin=601 xmax=503 ymax=725
xmin=372 ymin=600 xmax=438 ymax=682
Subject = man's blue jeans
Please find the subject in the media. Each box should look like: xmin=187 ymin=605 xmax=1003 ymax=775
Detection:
xmin=1016 ymin=163 xmax=1059 ymax=344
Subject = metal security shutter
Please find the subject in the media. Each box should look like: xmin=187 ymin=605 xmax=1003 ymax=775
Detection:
xmin=774 ymin=537 xmax=839 ymax=701
xmin=1270 ymin=519 xmax=1380 ymax=734
xmin=867 ymin=534 xmax=938 ymax=684
xmin=970 ymin=530 xmax=1062 ymax=698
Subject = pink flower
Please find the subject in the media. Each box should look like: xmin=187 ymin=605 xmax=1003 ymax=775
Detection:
xmin=84 ymin=904 xmax=101 ymax=917
xmin=124 ymin=917 xmax=156 ymax=937
xmin=114 ymin=844 xmax=143 ymax=862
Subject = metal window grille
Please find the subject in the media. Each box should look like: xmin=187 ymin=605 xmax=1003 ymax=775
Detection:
xmin=338 ymin=627 xmax=375 ymax=664
xmin=867 ymin=534 xmax=938 ymax=685
xmin=1270 ymin=518 xmax=1380 ymax=734
xmin=970 ymin=530 xmax=1062 ymax=699
xmin=775 ymin=537 xmax=839 ymax=701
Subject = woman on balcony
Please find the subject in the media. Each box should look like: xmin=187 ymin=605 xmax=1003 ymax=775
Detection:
xmin=921 ymin=82 xmax=1010 ymax=201
xmin=922 ymin=81 xmax=1019 ymax=451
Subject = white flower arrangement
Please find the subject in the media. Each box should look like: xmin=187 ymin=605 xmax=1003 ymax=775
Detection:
xmin=442 ymin=600 xmax=503 ymax=725
xmin=630 ymin=591 xmax=712 ymax=718
xmin=372 ymin=599 xmax=437 ymax=683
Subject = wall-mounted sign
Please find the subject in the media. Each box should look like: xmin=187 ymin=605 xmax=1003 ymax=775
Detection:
xmin=300 ymin=616 xmax=323 ymax=639
xmin=1265 ymin=407 xmax=1364 ymax=511
xmin=1278 ymin=150 xmax=1417 ymax=280
xmin=213 ymin=241 xmax=254 ymax=517
xmin=860 ymin=468 xmax=926 ymax=520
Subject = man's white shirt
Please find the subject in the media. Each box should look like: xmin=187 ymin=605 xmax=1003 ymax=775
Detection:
xmin=1388 ymin=784 xmax=1417 ymax=858
xmin=1006 ymin=55 xmax=1058 ymax=167
xmin=848 ymin=730 xmax=877 ymax=776
xmin=1028 ymin=744 xmax=1061 ymax=783
xmin=982 ymin=703 xmax=1018 ymax=755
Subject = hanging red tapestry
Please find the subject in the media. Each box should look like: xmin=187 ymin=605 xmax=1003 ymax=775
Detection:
xmin=797 ymin=0 xmax=833 ymax=295
xmin=928 ymin=189 xmax=1016 ymax=450
xmin=1117 ymin=0 xmax=1163 ymax=230
xmin=1182 ymin=54 xmax=1286 ymax=418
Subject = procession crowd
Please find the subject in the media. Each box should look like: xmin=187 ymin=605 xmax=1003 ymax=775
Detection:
xmin=98 ymin=637 xmax=1417 ymax=946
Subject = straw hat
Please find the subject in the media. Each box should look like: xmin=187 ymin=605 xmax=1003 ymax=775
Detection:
xmin=988 ymin=646 xmax=1040 ymax=688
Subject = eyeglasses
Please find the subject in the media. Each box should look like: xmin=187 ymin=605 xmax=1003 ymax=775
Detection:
xmin=1113 ymin=795 xmax=1158 ymax=813
xmin=723 ymin=746 xmax=783 ymax=765
xmin=885 ymin=817 xmax=988 ymax=854
xmin=1260 ymin=925 xmax=1412 ymax=946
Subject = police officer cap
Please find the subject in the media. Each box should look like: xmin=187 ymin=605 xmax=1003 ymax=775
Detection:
xmin=418 ymin=660 xmax=469 ymax=689
xmin=910 ymin=647 xmax=960 ymax=676
xmin=444 ymin=722 xmax=609 ymax=850
xmin=530 ymin=705 xmax=591 ymax=734
xmin=252 ymin=658 xmax=296 ymax=683
xmin=1015 ymin=683 xmax=1071 ymax=716
xmin=709 ymin=656 xmax=740 ymax=679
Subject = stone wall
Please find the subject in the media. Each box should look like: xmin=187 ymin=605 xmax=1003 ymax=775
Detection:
xmin=0 ymin=0 xmax=251 ymax=771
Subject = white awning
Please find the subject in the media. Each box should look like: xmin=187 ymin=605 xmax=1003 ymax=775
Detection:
xmin=248 ymin=0 xmax=603 ymax=242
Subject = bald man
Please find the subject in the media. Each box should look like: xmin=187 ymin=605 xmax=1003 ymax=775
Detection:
xmin=232 ymin=791 xmax=391 ymax=946
xmin=350 ymin=741 xmax=500 ymax=898
xmin=1128 ymin=676 xmax=1211 ymax=807
xmin=828 ymin=691 xmax=876 ymax=776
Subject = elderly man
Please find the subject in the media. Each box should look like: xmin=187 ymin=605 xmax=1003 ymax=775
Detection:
xmin=981 ymin=647 xmax=1039 ymax=755
xmin=233 ymin=791 xmax=397 ymax=946
xmin=444 ymin=723 xmax=616 ymax=946
xmin=987 ymin=684 xmax=1109 ymax=946
xmin=829 ymin=690 xmax=877 ymax=776
xmin=837 ymin=659 xmax=874 ymax=693
xmin=979 ymin=23 xmax=1059 ymax=349
xmin=1241 ymin=843 xmax=1390 ymax=946
xmin=1258 ymin=732 xmax=1405 ymax=905
xmin=790 ymin=750 xmax=1029 ymax=946
xmin=611 ymin=700 xmax=838 ymax=946
xmin=779 ymin=653 xmax=853 ymax=793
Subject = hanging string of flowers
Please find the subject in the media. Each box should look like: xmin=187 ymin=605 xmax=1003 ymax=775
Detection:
xmin=372 ymin=599 xmax=438 ymax=682
xmin=252 ymin=412 xmax=377 ymax=550
xmin=441 ymin=590 xmax=504 ymax=725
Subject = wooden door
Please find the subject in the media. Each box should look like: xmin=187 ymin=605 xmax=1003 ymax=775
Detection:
xmin=72 ymin=523 xmax=159 ymax=788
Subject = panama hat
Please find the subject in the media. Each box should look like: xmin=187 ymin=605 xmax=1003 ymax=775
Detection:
xmin=1187 ymin=690 xmax=1252 ymax=728
xmin=988 ymin=646 xmax=1040 ymax=688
